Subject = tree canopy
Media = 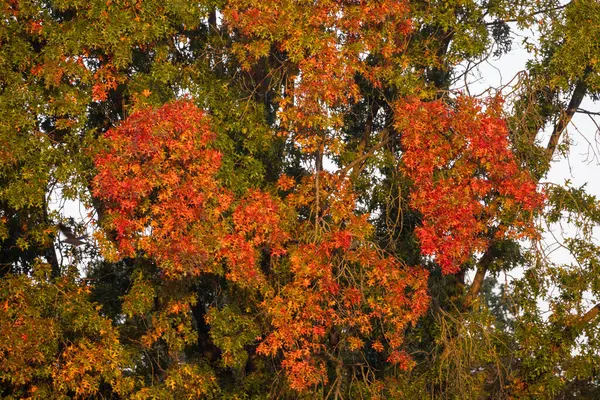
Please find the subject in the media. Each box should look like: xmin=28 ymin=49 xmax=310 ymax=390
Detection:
xmin=1 ymin=0 xmax=600 ymax=398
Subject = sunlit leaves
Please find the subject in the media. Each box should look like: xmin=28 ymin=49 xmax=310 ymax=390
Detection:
xmin=206 ymin=305 xmax=260 ymax=369
xmin=0 ymin=262 xmax=124 ymax=399
xmin=94 ymin=100 xmax=230 ymax=277
xmin=3 ymin=0 xmax=598 ymax=398
xmin=257 ymin=173 xmax=429 ymax=391
xmin=225 ymin=0 xmax=413 ymax=154
xmin=397 ymin=96 xmax=544 ymax=274
xmin=93 ymin=101 xmax=430 ymax=392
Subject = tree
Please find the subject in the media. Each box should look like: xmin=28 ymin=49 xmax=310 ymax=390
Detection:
xmin=1 ymin=0 xmax=599 ymax=398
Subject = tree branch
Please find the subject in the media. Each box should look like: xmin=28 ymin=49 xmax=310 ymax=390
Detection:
xmin=576 ymin=108 xmax=600 ymax=117
xmin=579 ymin=304 xmax=600 ymax=325
xmin=464 ymin=245 xmax=495 ymax=309
xmin=341 ymin=131 xmax=390 ymax=177
xmin=42 ymin=195 xmax=61 ymax=278
xmin=483 ymin=4 xmax=568 ymax=26
xmin=546 ymin=77 xmax=588 ymax=158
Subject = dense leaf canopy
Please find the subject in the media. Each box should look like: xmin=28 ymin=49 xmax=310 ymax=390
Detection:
xmin=1 ymin=0 xmax=600 ymax=398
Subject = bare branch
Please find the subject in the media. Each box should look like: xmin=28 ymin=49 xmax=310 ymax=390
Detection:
xmin=576 ymin=108 xmax=600 ymax=117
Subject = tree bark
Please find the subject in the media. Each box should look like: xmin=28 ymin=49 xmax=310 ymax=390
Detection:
xmin=546 ymin=77 xmax=588 ymax=158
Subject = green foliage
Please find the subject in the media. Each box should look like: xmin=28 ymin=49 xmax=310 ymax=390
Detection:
xmin=206 ymin=305 xmax=260 ymax=369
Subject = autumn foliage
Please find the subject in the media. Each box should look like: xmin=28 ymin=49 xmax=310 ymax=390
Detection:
xmin=88 ymin=95 xmax=543 ymax=392
xmin=93 ymin=100 xmax=229 ymax=277
xmin=3 ymin=0 xmax=599 ymax=398
xmin=258 ymin=173 xmax=429 ymax=390
xmin=92 ymin=100 xmax=431 ymax=391
xmin=396 ymin=96 xmax=544 ymax=274
xmin=225 ymin=0 xmax=413 ymax=152
xmin=0 ymin=265 xmax=124 ymax=398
